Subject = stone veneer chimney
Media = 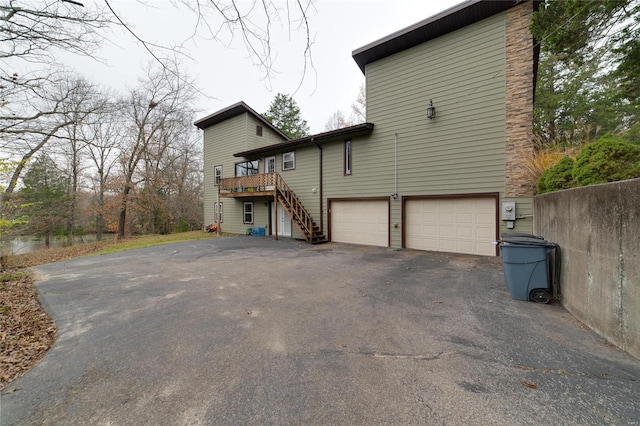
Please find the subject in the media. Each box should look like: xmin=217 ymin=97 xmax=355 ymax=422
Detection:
xmin=505 ymin=2 xmax=536 ymax=197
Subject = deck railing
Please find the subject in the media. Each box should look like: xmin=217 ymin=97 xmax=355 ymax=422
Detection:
xmin=218 ymin=172 xmax=319 ymax=243
xmin=219 ymin=173 xmax=276 ymax=192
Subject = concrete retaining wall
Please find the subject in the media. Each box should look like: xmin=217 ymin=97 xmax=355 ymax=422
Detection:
xmin=534 ymin=178 xmax=640 ymax=359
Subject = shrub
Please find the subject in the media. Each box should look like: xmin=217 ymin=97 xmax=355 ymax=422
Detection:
xmin=523 ymin=143 xmax=580 ymax=189
xmin=537 ymin=156 xmax=575 ymax=194
xmin=573 ymin=135 xmax=640 ymax=186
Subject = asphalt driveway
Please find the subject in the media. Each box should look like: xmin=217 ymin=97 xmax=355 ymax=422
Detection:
xmin=2 ymin=236 xmax=639 ymax=425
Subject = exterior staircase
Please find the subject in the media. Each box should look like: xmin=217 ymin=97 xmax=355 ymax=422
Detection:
xmin=274 ymin=174 xmax=327 ymax=244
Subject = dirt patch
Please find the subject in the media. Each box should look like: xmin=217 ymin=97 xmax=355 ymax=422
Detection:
xmin=0 ymin=269 xmax=57 ymax=390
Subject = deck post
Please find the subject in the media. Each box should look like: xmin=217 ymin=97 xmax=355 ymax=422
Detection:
xmin=274 ymin=189 xmax=278 ymax=241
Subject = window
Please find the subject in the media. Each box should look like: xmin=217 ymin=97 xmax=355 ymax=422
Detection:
xmin=243 ymin=202 xmax=254 ymax=224
xmin=235 ymin=160 xmax=259 ymax=176
xmin=214 ymin=202 xmax=223 ymax=223
xmin=344 ymin=140 xmax=352 ymax=176
xmin=282 ymin=151 xmax=295 ymax=171
xmin=214 ymin=165 xmax=222 ymax=185
xmin=265 ymin=156 xmax=276 ymax=173
xmin=256 ymin=125 xmax=263 ymax=136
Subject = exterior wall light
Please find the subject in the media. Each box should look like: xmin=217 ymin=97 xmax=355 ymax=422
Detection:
xmin=427 ymin=99 xmax=436 ymax=119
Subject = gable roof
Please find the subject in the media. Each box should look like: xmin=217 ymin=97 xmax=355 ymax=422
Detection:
xmin=234 ymin=123 xmax=374 ymax=158
xmin=193 ymin=101 xmax=290 ymax=140
xmin=352 ymin=0 xmax=539 ymax=73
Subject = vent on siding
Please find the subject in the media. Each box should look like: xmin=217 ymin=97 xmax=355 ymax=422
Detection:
xmin=256 ymin=125 xmax=263 ymax=136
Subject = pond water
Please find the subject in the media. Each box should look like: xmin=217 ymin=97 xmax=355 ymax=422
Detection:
xmin=6 ymin=234 xmax=101 ymax=255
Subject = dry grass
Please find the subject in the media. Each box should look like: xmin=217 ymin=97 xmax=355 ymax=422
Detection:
xmin=522 ymin=142 xmax=581 ymax=190
xmin=5 ymin=231 xmax=222 ymax=269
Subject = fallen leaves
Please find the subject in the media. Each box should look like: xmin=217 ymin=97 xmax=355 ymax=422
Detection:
xmin=522 ymin=381 xmax=538 ymax=389
xmin=0 ymin=269 xmax=57 ymax=391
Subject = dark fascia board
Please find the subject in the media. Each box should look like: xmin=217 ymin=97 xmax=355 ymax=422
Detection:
xmin=352 ymin=0 xmax=537 ymax=73
xmin=234 ymin=123 xmax=374 ymax=158
xmin=193 ymin=101 xmax=290 ymax=141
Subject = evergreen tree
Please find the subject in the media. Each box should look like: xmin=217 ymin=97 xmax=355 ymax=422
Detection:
xmin=531 ymin=0 xmax=640 ymax=144
xmin=263 ymin=93 xmax=310 ymax=139
xmin=19 ymin=155 xmax=69 ymax=246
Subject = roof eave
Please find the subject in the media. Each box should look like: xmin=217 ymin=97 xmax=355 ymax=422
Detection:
xmin=234 ymin=123 xmax=375 ymax=158
xmin=193 ymin=101 xmax=289 ymax=141
xmin=352 ymin=0 xmax=536 ymax=73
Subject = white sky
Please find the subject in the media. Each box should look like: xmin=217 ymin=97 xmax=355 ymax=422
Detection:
xmin=65 ymin=0 xmax=463 ymax=134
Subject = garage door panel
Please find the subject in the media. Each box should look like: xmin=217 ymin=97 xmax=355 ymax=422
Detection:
xmin=331 ymin=200 xmax=388 ymax=247
xmin=439 ymin=226 xmax=455 ymax=237
xmin=457 ymin=226 xmax=474 ymax=238
xmin=406 ymin=197 xmax=496 ymax=256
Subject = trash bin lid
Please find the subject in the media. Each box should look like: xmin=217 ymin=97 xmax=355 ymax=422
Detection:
xmin=501 ymin=232 xmax=544 ymax=240
xmin=500 ymin=235 xmax=557 ymax=247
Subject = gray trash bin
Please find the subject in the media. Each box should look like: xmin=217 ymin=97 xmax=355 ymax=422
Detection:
xmin=499 ymin=234 xmax=560 ymax=304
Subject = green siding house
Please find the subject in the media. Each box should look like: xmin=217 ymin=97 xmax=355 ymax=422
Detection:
xmin=195 ymin=0 xmax=540 ymax=256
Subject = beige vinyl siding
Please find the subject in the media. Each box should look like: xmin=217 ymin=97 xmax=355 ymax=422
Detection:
xmin=321 ymin=136 xmax=380 ymax=232
xmin=203 ymin=114 xmax=247 ymax=228
xmin=201 ymin=9 xmax=538 ymax=245
xmin=500 ymin=196 xmax=533 ymax=235
xmin=273 ymin=145 xmax=321 ymax=239
xmin=346 ymin=13 xmax=508 ymax=247
xmin=202 ymin=112 xmax=285 ymax=234
xmin=245 ymin=115 xmax=285 ymax=150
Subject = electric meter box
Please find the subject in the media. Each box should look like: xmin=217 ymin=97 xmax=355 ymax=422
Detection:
xmin=501 ymin=202 xmax=516 ymax=221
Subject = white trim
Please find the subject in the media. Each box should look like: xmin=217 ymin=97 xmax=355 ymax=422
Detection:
xmin=282 ymin=151 xmax=295 ymax=171
xmin=243 ymin=201 xmax=254 ymax=224
xmin=265 ymin=156 xmax=276 ymax=173
xmin=214 ymin=165 xmax=222 ymax=185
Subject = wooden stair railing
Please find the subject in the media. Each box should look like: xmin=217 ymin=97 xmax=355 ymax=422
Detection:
xmin=275 ymin=173 xmax=326 ymax=244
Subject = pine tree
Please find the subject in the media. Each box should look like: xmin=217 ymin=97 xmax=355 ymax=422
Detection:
xmin=19 ymin=155 xmax=69 ymax=246
xmin=263 ymin=93 xmax=310 ymax=139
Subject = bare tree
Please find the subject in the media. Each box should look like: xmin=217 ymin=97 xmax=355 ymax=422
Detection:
xmin=116 ymin=64 xmax=197 ymax=238
xmin=56 ymin=76 xmax=109 ymax=238
xmin=351 ymin=83 xmax=366 ymax=123
xmin=324 ymin=110 xmax=352 ymax=131
xmin=163 ymin=128 xmax=203 ymax=232
xmin=1 ymin=74 xmax=106 ymax=199
xmin=0 ymin=1 xmax=111 ymax=62
xmin=84 ymin=97 xmax=122 ymax=240
xmin=1 ymin=75 xmax=78 ymax=195
xmin=324 ymin=84 xmax=366 ymax=131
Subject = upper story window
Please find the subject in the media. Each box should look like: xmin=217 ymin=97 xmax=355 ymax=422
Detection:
xmin=256 ymin=125 xmax=263 ymax=136
xmin=214 ymin=165 xmax=222 ymax=185
xmin=282 ymin=151 xmax=295 ymax=171
xmin=344 ymin=140 xmax=352 ymax=176
xmin=235 ymin=160 xmax=259 ymax=176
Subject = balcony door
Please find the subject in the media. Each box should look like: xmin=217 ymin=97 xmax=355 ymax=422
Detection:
xmin=265 ymin=156 xmax=276 ymax=173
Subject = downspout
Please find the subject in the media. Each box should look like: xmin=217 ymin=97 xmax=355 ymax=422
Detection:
xmin=315 ymin=140 xmax=324 ymax=233
xmin=216 ymin=186 xmax=221 ymax=235
xmin=393 ymin=133 xmax=398 ymax=199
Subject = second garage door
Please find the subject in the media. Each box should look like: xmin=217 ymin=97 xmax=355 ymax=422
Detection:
xmin=405 ymin=197 xmax=496 ymax=256
xmin=330 ymin=200 xmax=389 ymax=247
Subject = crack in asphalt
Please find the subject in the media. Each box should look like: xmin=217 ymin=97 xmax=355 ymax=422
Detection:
xmin=319 ymin=348 xmax=455 ymax=361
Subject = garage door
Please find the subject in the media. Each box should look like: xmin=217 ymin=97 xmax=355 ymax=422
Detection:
xmin=405 ymin=197 xmax=496 ymax=256
xmin=330 ymin=200 xmax=388 ymax=247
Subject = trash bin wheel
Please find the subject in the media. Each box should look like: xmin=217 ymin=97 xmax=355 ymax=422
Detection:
xmin=530 ymin=289 xmax=550 ymax=304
